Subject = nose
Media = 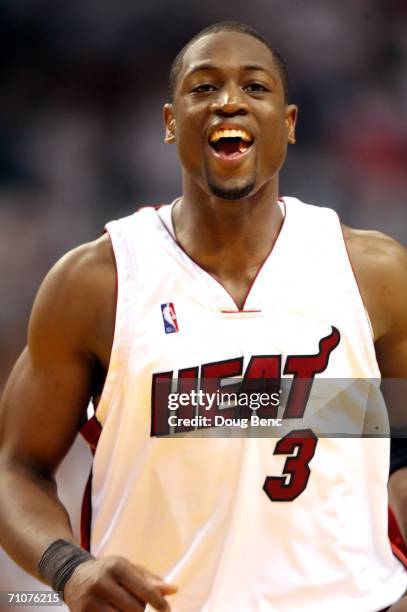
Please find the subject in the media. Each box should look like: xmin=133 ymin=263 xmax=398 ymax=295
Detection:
xmin=209 ymin=84 xmax=249 ymax=116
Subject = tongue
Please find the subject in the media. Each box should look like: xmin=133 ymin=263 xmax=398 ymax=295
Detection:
xmin=216 ymin=139 xmax=241 ymax=156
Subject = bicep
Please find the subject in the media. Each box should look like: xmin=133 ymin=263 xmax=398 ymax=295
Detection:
xmin=376 ymin=335 xmax=407 ymax=379
xmin=0 ymin=244 xmax=105 ymax=477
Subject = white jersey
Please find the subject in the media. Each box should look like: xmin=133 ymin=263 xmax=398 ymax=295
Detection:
xmin=89 ymin=197 xmax=406 ymax=611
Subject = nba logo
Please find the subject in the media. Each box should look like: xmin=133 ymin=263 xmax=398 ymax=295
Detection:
xmin=161 ymin=303 xmax=179 ymax=334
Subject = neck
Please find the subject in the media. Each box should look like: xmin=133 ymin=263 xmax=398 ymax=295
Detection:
xmin=173 ymin=177 xmax=283 ymax=278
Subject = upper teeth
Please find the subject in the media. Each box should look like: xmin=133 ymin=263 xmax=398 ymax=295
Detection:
xmin=210 ymin=128 xmax=252 ymax=143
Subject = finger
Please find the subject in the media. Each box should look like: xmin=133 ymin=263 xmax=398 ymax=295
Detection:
xmin=97 ymin=577 xmax=149 ymax=612
xmin=133 ymin=565 xmax=178 ymax=595
xmin=156 ymin=582 xmax=178 ymax=596
xmin=112 ymin=562 xmax=172 ymax=611
xmin=82 ymin=598 xmax=120 ymax=612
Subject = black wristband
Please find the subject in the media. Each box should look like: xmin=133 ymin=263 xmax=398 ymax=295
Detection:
xmin=38 ymin=539 xmax=94 ymax=596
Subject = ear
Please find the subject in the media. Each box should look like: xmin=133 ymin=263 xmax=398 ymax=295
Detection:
xmin=163 ymin=103 xmax=176 ymax=143
xmin=285 ymin=104 xmax=298 ymax=144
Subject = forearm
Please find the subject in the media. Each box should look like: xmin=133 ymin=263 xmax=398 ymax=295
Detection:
xmin=0 ymin=463 xmax=76 ymax=581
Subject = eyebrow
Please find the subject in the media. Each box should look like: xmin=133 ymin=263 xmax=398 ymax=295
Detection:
xmin=185 ymin=62 xmax=274 ymax=78
xmin=243 ymin=64 xmax=271 ymax=73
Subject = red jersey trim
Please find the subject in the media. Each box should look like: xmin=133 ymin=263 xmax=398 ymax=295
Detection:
xmin=79 ymin=416 xmax=102 ymax=550
xmin=389 ymin=505 xmax=407 ymax=567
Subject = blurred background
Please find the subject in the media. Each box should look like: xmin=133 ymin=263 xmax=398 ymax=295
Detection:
xmin=0 ymin=0 xmax=406 ymax=607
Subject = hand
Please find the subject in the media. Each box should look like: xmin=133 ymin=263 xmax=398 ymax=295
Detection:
xmin=388 ymin=595 xmax=407 ymax=611
xmin=63 ymin=556 xmax=178 ymax=611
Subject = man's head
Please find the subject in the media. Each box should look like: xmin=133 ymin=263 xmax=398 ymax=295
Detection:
xmin=168 ymin=22 xmax=290 ymax=103
xmin=164 ymin=22 xmax=297 ymax=202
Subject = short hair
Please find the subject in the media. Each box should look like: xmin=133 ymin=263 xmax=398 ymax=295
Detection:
xmin=169 ymin=21 xmax=290 ymax=102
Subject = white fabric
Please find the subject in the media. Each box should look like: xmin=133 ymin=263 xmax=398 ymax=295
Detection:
xmin=90 ymin=197 xmax=406 ymax=611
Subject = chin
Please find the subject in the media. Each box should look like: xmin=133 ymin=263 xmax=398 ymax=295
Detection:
xmin=208 ymin=181 xmax=255 ymax=201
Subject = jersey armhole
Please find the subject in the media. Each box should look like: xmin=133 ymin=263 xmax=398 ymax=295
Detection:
xmin=337 ymin=217 xmax=381 ymax=378
xmin=94 ymin=222 xmax=139 ymax=425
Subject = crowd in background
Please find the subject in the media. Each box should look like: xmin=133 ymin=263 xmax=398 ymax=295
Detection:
xmin=0 ymin=0 xmax=406 ymax=604
xmin=1 ymin=0 xmax=406 ymax=391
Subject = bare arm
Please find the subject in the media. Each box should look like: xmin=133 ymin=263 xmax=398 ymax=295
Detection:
xmin=0 ymin=235 xmax=176 ymax=610
xmin=346 ymin=228 xmax=407 ymax=610
xmin=344 ymin=227 xmax=407 ymax=418
xmin=0 ymin=235 xmax=114 ymax=574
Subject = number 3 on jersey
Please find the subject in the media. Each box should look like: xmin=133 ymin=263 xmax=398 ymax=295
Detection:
xmin=263 ymin=429 xmax=318 ymax=502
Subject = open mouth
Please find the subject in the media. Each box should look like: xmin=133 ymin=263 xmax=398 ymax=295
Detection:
xmin=209 ymin=128 xmax=254 ymax=158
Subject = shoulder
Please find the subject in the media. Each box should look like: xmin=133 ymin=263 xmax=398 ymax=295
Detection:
xmin=50 ymin=232 xmax=115 ymax=296
xmin=342 ymin=225 xmax=407 ymax=341
xmin=29 ymin=233 xmax=116 ymax=366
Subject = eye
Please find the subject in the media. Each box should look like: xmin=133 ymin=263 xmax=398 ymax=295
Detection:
xmin=245 ymin=82 xmax=269 ymax=93
xmin=191 ymin=83 xmax=217 ymax=93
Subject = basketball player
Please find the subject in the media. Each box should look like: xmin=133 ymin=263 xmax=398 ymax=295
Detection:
xmin=1 ymin=22 xmax=407 ymax=611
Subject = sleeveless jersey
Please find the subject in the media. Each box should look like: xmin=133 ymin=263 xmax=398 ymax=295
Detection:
xmin=90 ymin=197 xmax=406 ymax=611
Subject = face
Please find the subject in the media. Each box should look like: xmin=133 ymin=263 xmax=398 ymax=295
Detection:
xmin=164 ymin=31 xmax=297 ymax=201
